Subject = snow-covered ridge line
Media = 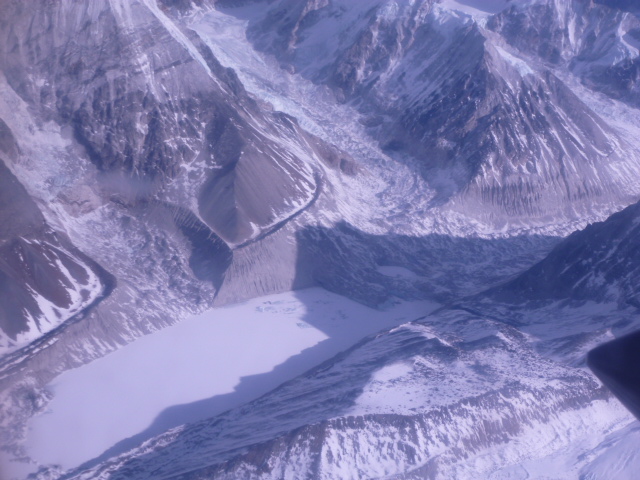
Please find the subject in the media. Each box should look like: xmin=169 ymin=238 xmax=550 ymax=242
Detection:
xmin=0 ymin=238 xmax=108 ymax=355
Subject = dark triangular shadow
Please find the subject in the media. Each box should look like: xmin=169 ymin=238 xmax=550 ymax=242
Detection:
xmin=588 ymin=330 xmax=640 ymax=420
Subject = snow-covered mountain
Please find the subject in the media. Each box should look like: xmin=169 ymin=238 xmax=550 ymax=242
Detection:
xmin=239 ymin=0 xmax=640 ymax=229
xmin=490 ymin=0 xmax=640 ymax=106
xmin=1 ymin=0 xmax=330 ymax=247
xmin=1 ymin=0 xmax=640 ymax=479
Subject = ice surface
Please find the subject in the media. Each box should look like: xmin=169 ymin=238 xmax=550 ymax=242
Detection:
xmin=24 ymin=288 xmax=438 ymax=472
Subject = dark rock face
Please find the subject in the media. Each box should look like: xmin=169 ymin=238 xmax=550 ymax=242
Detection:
xmin=487 ymin=2 xmax=582 ymax=65
xmin=490 ymin=0 xmax=640 ymax=107
xmin=0 ymin=118 xmax=19 ymax=160
xmin=0 ymin=0 xmax=327 ymax=247
xmin=239 ymin=0 xmax=640 ymax=224
xmin=159 ymin=203 xmax=233 ymax=290
xmin=490 ymin=200 xmax=640 ymax=305
xmin=589 ymin=330 xmax=640 ymax=420
xmin=0 ymin=160 xmax=43 ymax=243
xmin=0 ymin=157 xmax=111 ymax=351
xmin=583 ymin=57 xmax=640 ymax=106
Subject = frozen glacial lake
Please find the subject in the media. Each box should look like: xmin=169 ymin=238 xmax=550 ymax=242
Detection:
xmin=23 ymin=287 xmax=438 ymax=474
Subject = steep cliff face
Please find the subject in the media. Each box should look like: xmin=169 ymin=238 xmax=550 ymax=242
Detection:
xmin=488 ymin=199 xmax=640 ymax=306
xmin=238 ymin=0 xmax=640 ymax=227
xmin=489 ymin=0 xmax=640 ymax=107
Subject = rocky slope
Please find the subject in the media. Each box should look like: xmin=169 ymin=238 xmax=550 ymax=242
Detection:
xmin=238 ymin=0 xmax=640 ymax=228
xmin=0 ymin=125 xmax=111 ymax=354
xmin=490 ymin=0 xmax=640 ymax=107
xmin=0 ymin=0 xmax=361 ymax=359
xmin=487 ymin=200 xmax=640 ymax=306
xmin=0 ymin=0 xmax=327 ymax=247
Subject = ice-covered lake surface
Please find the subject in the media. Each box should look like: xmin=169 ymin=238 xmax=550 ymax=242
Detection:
xmin=25 ymin=287 xmax=438 ymax=473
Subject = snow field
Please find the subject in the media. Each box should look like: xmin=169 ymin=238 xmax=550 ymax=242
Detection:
xmin=25 ymin=288 xmax=438 ymax=472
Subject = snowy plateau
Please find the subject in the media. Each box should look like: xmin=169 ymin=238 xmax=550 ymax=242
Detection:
xmin=2 ymin=0 xmax=640 ymax=479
